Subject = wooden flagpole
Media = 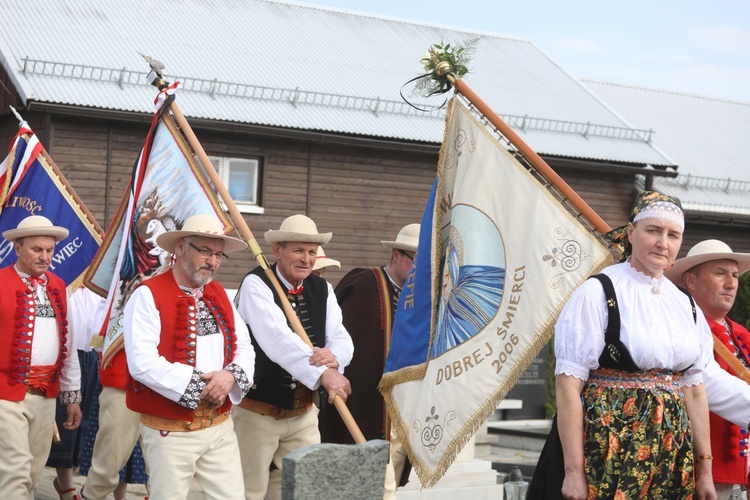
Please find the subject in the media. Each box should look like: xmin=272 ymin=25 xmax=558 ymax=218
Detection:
xmin=713 ymin=335 xmax=750 ymax=385
xmin=437 ymin=64 xmax=750 ymax=384
xmin=149 ymin=74 xmax=365 ymax=444
xmin=436 ymin=64 xmax=611 ymax=235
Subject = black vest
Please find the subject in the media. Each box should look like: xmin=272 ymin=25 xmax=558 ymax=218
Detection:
xmin=243 ymin=265 xmax=328 ymax=409
xmin=592 ymin=273 xmax=696 ymax=372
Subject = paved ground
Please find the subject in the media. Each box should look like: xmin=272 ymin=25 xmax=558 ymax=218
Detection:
xmin=35 ymin=467 xmax=204 ymax=499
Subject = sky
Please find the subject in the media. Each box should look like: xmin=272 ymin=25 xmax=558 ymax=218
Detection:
xmin=304 ymin=0 xmax=750 ymax=102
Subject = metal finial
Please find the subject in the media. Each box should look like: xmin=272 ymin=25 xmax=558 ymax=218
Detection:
xmin=434 ymin=61 xmax=453 ymax=77
xmin=138 ymin=52 xmax=169 ymax=89
xmin=138 ymin=52 xmax=166 ymax=74
xmin=9 ymin=105 xmax=28 ymax=129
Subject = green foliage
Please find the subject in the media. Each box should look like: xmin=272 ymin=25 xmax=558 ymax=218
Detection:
xmin=414 ymin=38 xmax=479 ymax=97
xmin=730 ymin=272 xmax=750 ymax=328
xmin=545 ymin=337 xmax=557 ymax=418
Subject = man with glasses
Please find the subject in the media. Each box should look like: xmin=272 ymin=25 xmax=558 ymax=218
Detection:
xmin=233 ymin=214 xmax=354 ymax=500
xmin=122 ymin=214 xmax=255 ymax=499
xmin=319 ymin=223 xmax=420 ymax=499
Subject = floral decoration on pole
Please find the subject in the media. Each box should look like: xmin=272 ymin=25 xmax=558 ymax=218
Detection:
xmin=413 ymin=39 xmax=479 ymax=97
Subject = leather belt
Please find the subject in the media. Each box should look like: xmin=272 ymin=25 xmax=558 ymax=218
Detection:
xmin=27 ymin=386 xmax=47 ymax=397
xmin=140 ymin=404 xmax=230 ymax=432
xmin=238 ymin=395 xmax=312 ymax=420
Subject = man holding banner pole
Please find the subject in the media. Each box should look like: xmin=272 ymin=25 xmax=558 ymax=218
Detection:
xmin=124 ymin=214 xmax=254 ymax=499
xmin=233 ymin=214 xmax=354 ymax=500
xmin=320 ymin=223 xmax=420 ymax=498
xmin=0 ymin=215 xmax=82 ymax=497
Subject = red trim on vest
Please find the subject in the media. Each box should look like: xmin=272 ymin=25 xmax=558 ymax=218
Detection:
xmin=0 ymin=266 xmax=68 ymax=401
xmin=708 ymin=316 xmax=750 ymax=485
xmin=126 ymin=270 xmax=237 ymax=420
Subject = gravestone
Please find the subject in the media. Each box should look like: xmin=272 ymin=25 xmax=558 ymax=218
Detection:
xmin=282 ymin=439 xmax=389 ymax=500
xmin=505 ymin=352 xmax=548 ymax=419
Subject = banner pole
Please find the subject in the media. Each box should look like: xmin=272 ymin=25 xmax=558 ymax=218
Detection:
xmin=438 ymin=68 xmax=611 ymax=235
xmin=158 ymin=83 xmax=365 ymax=444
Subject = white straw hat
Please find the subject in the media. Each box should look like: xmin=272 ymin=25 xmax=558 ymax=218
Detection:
xmin=312 ymin=246 xmax=341 ymax=271
xmin=2 ymin=215 xmax=69 ymax=242
xmin=264 ymin=214 xmax=332 ymax=245
xmin=665 ymin=239 xmax=750 ymax=286
xmin=381 ymin=223 xmax=420 ymax=253
xmin=156 ymin=214 xmax=247 ymax=253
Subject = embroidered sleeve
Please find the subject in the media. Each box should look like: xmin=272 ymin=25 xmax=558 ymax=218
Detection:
xmin=225 ymin=362 xmax=251 ymax=398
xmin=177 ymin=369 xmax=207 ymax=410
xmin=58 ymin=390 xmax=82 ymax=405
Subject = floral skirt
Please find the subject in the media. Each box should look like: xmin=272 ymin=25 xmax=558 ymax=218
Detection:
xmin=582 ymin=368 xmax=694 ymax=499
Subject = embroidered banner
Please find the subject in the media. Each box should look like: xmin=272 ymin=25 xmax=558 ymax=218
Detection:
xmin=379 ymin=97 xmax=612 ymax=487
xmin=0 ymin=127 xmax=102 ymax=290
xmin=84 ymin=97 xmax=232 ymax=366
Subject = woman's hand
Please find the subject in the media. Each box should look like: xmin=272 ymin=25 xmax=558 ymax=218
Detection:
xmin=561 ymin=468 xmax=588 ymax=500
xmin=694 ymin=459 xmax=716 ymax=500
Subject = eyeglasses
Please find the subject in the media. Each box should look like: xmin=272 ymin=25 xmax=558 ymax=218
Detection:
xmin=187 ymin=242 xmax=229 ymax=262
xmin=398 ymin=250 xmax=415 ymax=261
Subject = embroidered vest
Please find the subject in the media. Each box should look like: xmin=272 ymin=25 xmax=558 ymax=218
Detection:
xmin=0 ymin=266 xmax=69 ymax=401
xmin=243 ymin=265 xmax=328 ymax=410
xmin=126 ymin=270 xmax=237 ymax=420
xmin=708 ymin=316 xmax=750 ymax=484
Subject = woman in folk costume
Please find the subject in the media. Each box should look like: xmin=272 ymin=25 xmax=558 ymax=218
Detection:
xmin=553 ymin=191 xmax=716 ymax=499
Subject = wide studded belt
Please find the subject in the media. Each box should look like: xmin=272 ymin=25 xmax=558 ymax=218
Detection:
xmin=140 ymin=402 xmax=230 ymax=432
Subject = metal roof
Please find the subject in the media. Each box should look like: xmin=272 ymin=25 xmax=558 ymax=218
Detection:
xmin=0 ymin=0 xmax=673 ymax=168
xmin=584 ymin=80 xmax=750 ymax=215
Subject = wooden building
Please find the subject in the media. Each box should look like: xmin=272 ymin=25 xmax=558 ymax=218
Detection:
xmin=1 ymin=0 xmax=718 ymax=289
xmin=2 ymin=0 xmax=749 ymax=421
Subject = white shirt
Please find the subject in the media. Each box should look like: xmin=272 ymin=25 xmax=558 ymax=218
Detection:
xmin=124 ymin=284 xmax=254 ymax=405
xmin=24 ymin=279 xmax=80 ymax=393
xmin=68 ymin=287 xmax=106 ymax=352
xmin=236 ymin=267 xmax=354 ymax=391
xmin=555 ymin=261 xmax=714 ymax=387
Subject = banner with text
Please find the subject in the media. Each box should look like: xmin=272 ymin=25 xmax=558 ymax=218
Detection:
xmin=0 ymin=128 xmax=102 ymax=290
xmin=379 ymin=97 xmax=612 ymax=486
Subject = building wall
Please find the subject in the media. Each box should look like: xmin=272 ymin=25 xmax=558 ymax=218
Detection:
xmin=12 ymin=113 xmax=743 ymax=293
xmin=44 ymin=116 xmax=438 ymax=289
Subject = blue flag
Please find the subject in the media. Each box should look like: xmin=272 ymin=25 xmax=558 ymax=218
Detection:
xmin=0 ymin=128 xmax=102 ymax=289
xmin=385 ymin=178 xmax=436 ymax=372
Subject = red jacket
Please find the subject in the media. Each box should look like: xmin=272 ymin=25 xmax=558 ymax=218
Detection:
xmin=0 ymin=266 xmax=69 ymax=401
xmin=708 ymin=316 xmax=750 ymax=485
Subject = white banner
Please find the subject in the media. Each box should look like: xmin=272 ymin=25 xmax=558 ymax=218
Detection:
xmin=380 ymin=97 xmax=612 ymax=486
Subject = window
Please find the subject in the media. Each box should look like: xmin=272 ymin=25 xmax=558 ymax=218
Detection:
xmin=207 ymin=156 xmax=264 ymax=214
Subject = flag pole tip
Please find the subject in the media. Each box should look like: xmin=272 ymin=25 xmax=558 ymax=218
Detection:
xmin=138 ymin=52 xmax=168 ymax=88
xmin=9 ymin=105 xmax=28 ymax=129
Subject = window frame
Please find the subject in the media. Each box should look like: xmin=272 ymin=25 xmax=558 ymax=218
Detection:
xmin=207 ymin=154 xmax=265 ymax=215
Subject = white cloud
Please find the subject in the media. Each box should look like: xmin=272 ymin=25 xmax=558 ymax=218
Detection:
xmin=689 ymin=25 xmax=750 ymax=57
xmin=550 ymin=38 xmax=605 ymax=54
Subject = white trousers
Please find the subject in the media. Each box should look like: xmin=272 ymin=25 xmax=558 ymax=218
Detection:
xmin=232 ymin=405 xmax=320 ymax=500
xmin=0 ymin=393 xmax=55 ymax=499
xmin=383 ymin=433 xmax=408 ymax=500
xmin=140 ymin=417 xmax=244 ymax=500
xmin=83 ymin=387 xmax=144 ymax=500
